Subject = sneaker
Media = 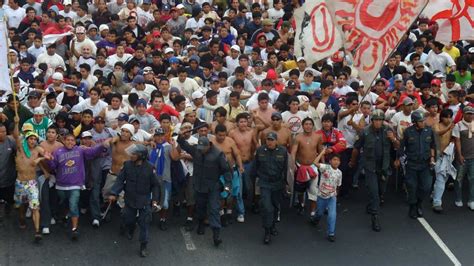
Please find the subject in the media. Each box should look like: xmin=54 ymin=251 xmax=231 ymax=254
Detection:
xmin=34 ymin=232 xmax=42 ymax=243
xmin=26 ymin=208 xmax=32 ymax=218
xmin=468 ymin=202 xmax=474 ymax=211
xmin=432 ymin=205 xmax=443 ymax=214
xmin=455 ymin=201 xmax=463 ymax=207
xmin=42 ymin=227 xmax=50 ymax=235
xmin=71 ymin=229 xmax=79 ymax=241
xmin=184 ymin=219 xmax=194 ymax=232
xmin=80 ymin=208 xmax=87 ymax=215
xmin=237 ymin=214 xmax=245 ymax=223
xmin=50 ymin=218 xmax=56 ymax=225
xmin=140 ymin=243 xmax=148 ymax=257
xmin=327 ymin=235 xmax=336 ymax=242
xmin=92 ymin=219 xmax=100 ymax=228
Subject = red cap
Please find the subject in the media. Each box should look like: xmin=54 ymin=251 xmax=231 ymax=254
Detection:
xmin=431 ymin=79 xmax=441 ymax=86
xmin=153 ymin=31 xmax=160 ymax=38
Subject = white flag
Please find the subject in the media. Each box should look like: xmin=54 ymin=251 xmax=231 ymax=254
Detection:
xmin=43 ymin=31 xmax=73 ymax=46
xmin=0 ymin=21 xmax=11 ymax=92
xmin=294 ymin=0 xmax=343 ymax=65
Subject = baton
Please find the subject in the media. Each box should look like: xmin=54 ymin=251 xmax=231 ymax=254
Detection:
xmin=175 ymin=122 xmax=208 ymax=136
xmin=101 ymin=201 xmax=112 ymax=220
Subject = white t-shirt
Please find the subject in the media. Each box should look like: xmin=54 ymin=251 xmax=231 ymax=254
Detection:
xmin=225 ymin=56 xmax=240 ymax=73
xmin=267 ymin=8 xmax=284 ymax=21
xmin=281 ymin=110 xmax=310 ymax=135
xmin=246 ymin=90 xmax=280 ymax=111
xmin=169 ymin=77 xmax=201 ymax=100
xmin=358 ymin=92 xmax=379 ymax=108
xmin=338 ymin=112 xmax=366 ymax=148
xmin=76 ymin=99 xmax=108 ymax=117
xmin=390 ymin=111 xmax=412 ymax=139
xmin=333 ymin=85 xmax=354 ymax=97
xmin=130 ymin=84 xmax=157 ymax=103
xmin=132 ymin=128 xmax=152 ymax=142
xmin=317 ymin=163 xmax=342 ymax=199
xmin=426 ymin=50 xmax=455 ymax=74
xmin=4 ymin=6 xmax=26 ymax=28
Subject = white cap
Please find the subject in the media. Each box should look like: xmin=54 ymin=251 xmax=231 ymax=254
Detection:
xmin=81 ymin=131 xmax=92 ymax=138
xmin=52 ymin=72 xmax=63 ymax=81
xmin=33 ymin=107 xmax=45 ymax=115
xmin=297 ymin=57 xmax=306 ymax=62
xmin=120 ymin=124 xmax=135 ymax=136
xmin=63 ymin=0 xmax=72 ymax=5
xmin=190 ymin=35 xmax=199 ymax=40
xmin=231 ymin=45 xmax=240 ymax=51
xmin=164 ymin=47 xmax=174 ymax=54
xmin=359 ymin=80 xmax=364 ymax=87
xmin=297 ymin=95 xmax=309 ymax=106
xmin=99 ymin=24 xmax=109 ymax=32
xmin=191 ymin=90 xmax=204 ymax=100
xmin=176 ymin=4 xmax=185 ymax=9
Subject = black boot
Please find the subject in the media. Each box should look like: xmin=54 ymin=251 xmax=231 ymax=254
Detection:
xmin=371 ymin=215 xmax=381 ymax=232
xmin=270 ymin=224 xmax=278 ymax=236
xmin=409 ymin=204 xmax=418 ymax=219
xmin=140 ymin=243 xmax=148 ymax=257
xmin=173 ymin=203 xmax=181 ymax=217
xmin=264 ymin=228 xmax=271 ymax=244
xmin=220 ymin=213 xmax=228 ymax=227
xmin=212 ymin=228 xmax=222 ymax=247
xmin=197 ymin=220 xmax=205 ymax=235
xmin=127 ymin=227 xmax=135 ymax=240
xmin=416 ymin=201 xmax=423 ymax=217
xmin=184 ymin=218 xmax=194 ymax=232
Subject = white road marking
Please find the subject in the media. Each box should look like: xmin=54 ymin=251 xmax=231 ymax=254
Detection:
xmin=417 ymin=217 xmax=461 ymax=266
xmin=180 ymin=227 xmax=196 ymax=251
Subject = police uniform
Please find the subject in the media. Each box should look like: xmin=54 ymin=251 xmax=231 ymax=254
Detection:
xmin=252 ymin=132 xmax=288 ymax=244
xmin=177 ymin=136 xmax=231 ymax=246
xmin=400 ymin=112 xmax=435 ymax=218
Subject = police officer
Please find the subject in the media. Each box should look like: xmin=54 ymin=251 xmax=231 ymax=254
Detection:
xmin=351 ymin=109 xmax=399 ymax=232
xmin=108 ymin=144 xmax=160 ymax=257
xmin=399 ymin=111 xmax=436 ymax=219
xmin=177 ymin=135 xmax=231 ymax=247
xmin=253 ymin=132 xmax=288 ymax=244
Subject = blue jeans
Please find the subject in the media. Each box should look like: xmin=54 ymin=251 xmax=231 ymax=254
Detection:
xmin=432 ymin=155 xmax=450 ymax=206
xmin=57 ymin=189 xmax=81 ymax=218
xmin=315 ymin=196 xmax=337 ymax=236
xmin=242 ymin=161 xmax=255 ymax=202
xmin=220 ymin=169 xmax=245 ymax=215
xmin=455 ymin=159 xmax=474 ymax=202
xmin=160 ymin=180 xmax=172 ymax=210
xmin=90 ymin=169 xmax=108 ymax=220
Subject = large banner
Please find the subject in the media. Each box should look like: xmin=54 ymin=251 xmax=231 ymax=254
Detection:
xmin=294 ymin=0 xmax=343 ymax=65
xmin=423 ymin=0 xmax=474 ymax=44
xmin=327 ymin=0 xmax=428 ymax=90
xmin=0 ymin=21 xmax=11 ymax=92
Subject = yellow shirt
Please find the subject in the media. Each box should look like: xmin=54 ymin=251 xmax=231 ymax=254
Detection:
xmin=442 ymin=46 xmax=460 ymax=62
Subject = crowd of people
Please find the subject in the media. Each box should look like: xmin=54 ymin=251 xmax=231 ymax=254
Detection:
xmin=0 ymin=0 xmax=473 ymax=258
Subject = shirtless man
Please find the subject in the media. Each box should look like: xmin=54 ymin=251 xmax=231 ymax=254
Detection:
xmin=212 ymin=124 xmax=245 ymax=224
xmin=38 ymin=126 xmax=64 ymax=234
xmin=229 ymin=113 xmax=259 ymax=212
xmin=252 ymin=94 xmax=275 ymax=132
xmin=259 ymin=112 xmax=292 ymax=149
xmin=211 ymin=107 xmax=235 ymax=134
xmin=291 ymin=117 xmax=323 ymax=219
xmin=102 ymin=123 xmax=135 ymax=201
xmin=13 ymin=116 xmax=51 ymax=242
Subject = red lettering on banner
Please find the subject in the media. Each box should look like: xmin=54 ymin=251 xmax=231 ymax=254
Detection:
xmin=310 ymin=3 xmax=336 ymax=53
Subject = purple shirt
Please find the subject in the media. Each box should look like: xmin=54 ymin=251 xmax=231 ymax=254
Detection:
xmin=49 ymin=144 xmax=103 ymax=188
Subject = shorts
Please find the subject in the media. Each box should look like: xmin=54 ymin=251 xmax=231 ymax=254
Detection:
xmin=14 ymin=179 xmax=40 ymax=209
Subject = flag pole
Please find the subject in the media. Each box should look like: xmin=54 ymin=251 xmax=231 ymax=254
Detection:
xmin=359 ymin=0 xmax=431 ymax=102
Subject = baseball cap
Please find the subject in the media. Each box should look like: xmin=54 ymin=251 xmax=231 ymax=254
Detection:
xmin=81 ymin=131 xmax=93 ymax=138
xmin=431 ymin=79 xmax=441 ymax=86
xmin=231 ymin=45 xmax=240 ymax=51
xmin=129 ymin=115 xmax=139 ymax=124
xmin=297 ymin=57 xmax=306 ymax=62
xmin=22 ymin=123 xmax=34 ymax=132
xmin=88 ymin=24 xmax=98 ymax=31
xmin=143 ymin=66 xmax=153 ymax=74
xmin=154 ymin=127 xmax=165 ymax=135
xmin=33 ymin=107 xmax=44 ymax=115
xmin=262 ymin=19 xmax=274 ymax=26
xmin=117 ymin=113 xmax=129 ymax=121
xmin=24 ymin=130 xmax=39 ymax=140
xmin=253 ymin=60 xmax=264 ymax=67
xmin=162 ymin=4 xmax=170 ymax=11
xmin=271 ymin=112 xmax=282 ymax=120
xmin=169 ymin=57 xmax=179 ymax=64
xmin=75 ymin=26 xmax=86 ymax=34
xmin=287 ymin=80 xmax=297 ymax=88
xmin=176 ymin=4 xmax=185 ymax=9
xmin=184 ymin=106 xmax=196 ymax=115
xmin=211 ymin=76 xmax=219 ymax=83
xmin=190 ymin=35 xmax=199 ymax=41
xmin=164 ymin=47 xmax=174 ymax=54
xmin=196 ymin=136 xmax=210 ymax=150
xmin=188 ymin=55 xmax=200 ymax=64
xmin=28 ymin=90 xmax=41 ymax=99
xmin=414 ymin=62 xmax=424 ymax=68
xmin=94 ymin=116 xmax=105 ymax=123
xmin=132 ymin=75 xmax=145 ymax=85
xmin=52 ymin=72 xmax=63 ymax=81
xmin=403 ymin=97 xmax=414 ymax=105
xmin=464 ymin=106 xmax=474 ymax=114
xmin=70 ymin=105 xmax=82 ymax=114
xmin=136 ymin=98 xmax=147 ymax=107
xmin=192 ymin=91 xmax=204 ymax=100
xmin=266 ymin=132 xmax=277 ymax=140
xmin=394 ymin=74 xmax=403 ymax=82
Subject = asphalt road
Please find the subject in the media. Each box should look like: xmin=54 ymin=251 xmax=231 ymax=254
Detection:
xmin=1 ymin=179 xmax=473 ymax=266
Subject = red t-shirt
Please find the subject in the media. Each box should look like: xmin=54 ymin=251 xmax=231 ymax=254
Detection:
xmin=146 ymin=104 xmax=180 ymax=120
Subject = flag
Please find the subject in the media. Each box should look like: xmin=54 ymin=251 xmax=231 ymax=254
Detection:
xmin=327 ymin=0 xmax=428 ymax=90
xmin=423 ymin=0 xmax=474 ymax=44
xmin=0 ymin=21 xmax=11 ymax=92
xmin=293 ymin=0 xmax=343 ymax=65
xmin=42 ymin=31 xmax=73 ymax=46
